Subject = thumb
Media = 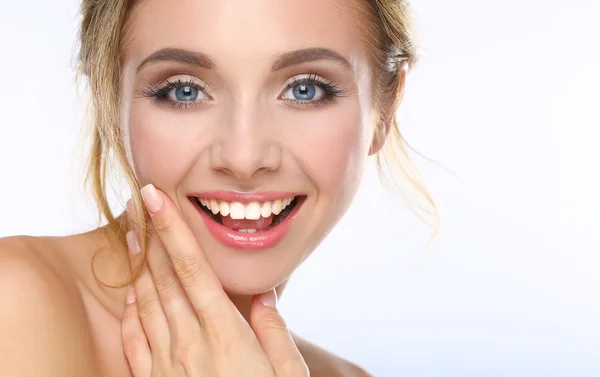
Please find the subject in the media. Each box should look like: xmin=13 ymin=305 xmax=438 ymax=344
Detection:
xmin=250 ymin=289 xmax=308 ymax=376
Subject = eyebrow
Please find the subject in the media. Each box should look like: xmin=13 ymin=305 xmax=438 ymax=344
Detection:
xmin=271 ymin=48 xmax=352 ymax=71
xmin=136 ymin=47 xmax=352 ymax=73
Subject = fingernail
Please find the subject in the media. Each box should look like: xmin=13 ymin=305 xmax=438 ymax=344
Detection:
xmin=259 ymin=289 xmax=278 ymax=308
xmin=141 ymin=184 xmax=163 ymax=214
xmin=126 ymin=230 xmax=141 ymax=256
xmin=126 ymin=286 xmax=136 ymax=304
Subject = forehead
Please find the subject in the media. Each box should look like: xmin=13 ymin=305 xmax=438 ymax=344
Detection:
xmin=122 ymin=0 xmax=371 ymax=73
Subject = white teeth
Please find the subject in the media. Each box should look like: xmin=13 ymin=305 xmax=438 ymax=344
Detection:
xmin=272 ymin=200 xmax=283 ymax=215
xmin=210 ymin=199 xmax=219 ymax=215
xmin=229 ymin=202 xmax=245 ymax=220
xmin=245 ymin=202 xmax=261 ymax=220
xmin=219 ymin=201 xmax=230 ymax=217
xmin=260 ymin=202 xmax=272 ymax=218
xmin=197 ymin=196 xmax=297 ymax=219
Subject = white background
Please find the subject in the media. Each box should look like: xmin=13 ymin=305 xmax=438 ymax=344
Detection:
xmin=1 ymin=1 xmax=599 ymax=376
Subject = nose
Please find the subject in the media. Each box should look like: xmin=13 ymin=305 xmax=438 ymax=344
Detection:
xmin=210 ymin=103 xmax=281 ymax=181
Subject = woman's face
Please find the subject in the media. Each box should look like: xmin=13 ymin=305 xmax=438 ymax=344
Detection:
xmin=120 ymin=0 xmax=379 ymax=295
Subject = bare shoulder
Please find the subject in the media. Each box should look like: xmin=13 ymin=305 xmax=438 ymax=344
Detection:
xmin=0 ymin=236 xmax=99 ymax=376
xmin=293 ymin=333 xmax=375 ymax=377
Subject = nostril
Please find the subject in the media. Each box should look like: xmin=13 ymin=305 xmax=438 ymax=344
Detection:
xmin=255 ymin=166 xmax=274 ymax=175
xmin=215 ymin=166 xmax=235 ymax=177
xmin=212 ymin=159 xmax=278 ymax=180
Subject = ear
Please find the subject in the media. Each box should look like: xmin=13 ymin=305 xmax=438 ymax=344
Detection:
xmin=368 ymin=116 xmax=392 ymax=156
xmin=368 ymin=62 xmax=408 ymax=156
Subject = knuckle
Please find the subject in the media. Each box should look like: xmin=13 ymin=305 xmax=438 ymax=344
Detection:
xmin=137 ymin=295 xmax=162 ymax=320
xmin=153 ymin=265 xmax=179 ymax=294
xmin=259 ymin=310 xmax=290 ymax=333
xmin=154 ymin=216 xmax=176 ymax=233
xmin=172 ymin=255 xmax=204 ymax=287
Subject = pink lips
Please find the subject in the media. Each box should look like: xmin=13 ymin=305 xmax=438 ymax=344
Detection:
xmin=189 ymin=191 xmax=300 ymax=203
xmin=190 ymin=192 xmax=305 ymax=250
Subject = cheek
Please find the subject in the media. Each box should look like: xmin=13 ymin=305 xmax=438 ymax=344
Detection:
xmin=287 ymin=102 xmax=370 ymax=200
xmin=127 ymin=103 xmax=200 ymax=189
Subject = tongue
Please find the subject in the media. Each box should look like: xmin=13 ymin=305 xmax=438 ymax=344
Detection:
xmin=221 ymin=215 xmax=274 ymax=230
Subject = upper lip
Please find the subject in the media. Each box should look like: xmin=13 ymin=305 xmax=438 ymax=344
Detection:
xmin=188 ymin=191 xmax=303 ymax=203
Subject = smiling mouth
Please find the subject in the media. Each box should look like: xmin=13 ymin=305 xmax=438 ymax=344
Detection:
xmin=190 ymin=196 xmax=304 ymax=233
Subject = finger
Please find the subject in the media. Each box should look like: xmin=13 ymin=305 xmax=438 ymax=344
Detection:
xmin=126 ymin=231 xmax=172 ymax=362
xmin=144 ymin=233 xmax=204 ymax=347
xmin=140 ymin=184 xmax=234 ymax=323
xmin=122 ymin=287 xmax=152 ymax=377
xmin=130 ymin=197 xmax=196 ymax=336
xmin=250 ymin=289 xmax=309 ymax=377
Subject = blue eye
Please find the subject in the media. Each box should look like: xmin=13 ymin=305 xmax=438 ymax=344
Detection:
xmin=170 ymin=86 xmax=199 ymax=102
xmin=143 ymin=74 xmax=345 ymax=110
xmin=282 ymin=81 xmax=326 ymax=102
xmin=141 ymin=78 xmax=209 ymax=109
xmin=279 ymin=73 xmax=346 ymax=107
xmin=292 ymin=84 xmax=317 ymax=101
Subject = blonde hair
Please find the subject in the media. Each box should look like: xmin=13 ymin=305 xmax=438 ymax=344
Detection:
xmin=77 ymin=0 xmax=438 ymax=288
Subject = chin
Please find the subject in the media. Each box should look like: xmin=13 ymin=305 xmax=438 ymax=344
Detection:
xmin=218 ymin=270 xmax=291 ymax=296
xmin=199 ymin=241 xmax=304 ymax=296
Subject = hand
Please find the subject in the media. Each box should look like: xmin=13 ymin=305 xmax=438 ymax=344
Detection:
xmin=120 ymin=184 xmax=309 ymax=377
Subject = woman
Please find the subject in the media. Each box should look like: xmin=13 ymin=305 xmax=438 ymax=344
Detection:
xmin=0 ymin=0 xmax=436 ymax=376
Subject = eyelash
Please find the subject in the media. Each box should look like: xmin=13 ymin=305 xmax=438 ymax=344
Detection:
xmin=141 ymin=78 xmax=210 ymax=110
xmin=279 ymin=72 xmax=347 ymax=108
xmin=140 ymin=72 xmax=347 ymax=110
